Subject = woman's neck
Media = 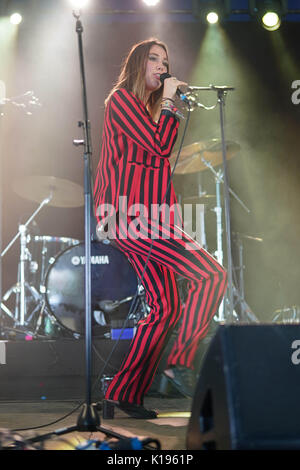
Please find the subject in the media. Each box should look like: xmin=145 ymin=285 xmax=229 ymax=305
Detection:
xmin=143 ymin=90 xmax=151 ymax=106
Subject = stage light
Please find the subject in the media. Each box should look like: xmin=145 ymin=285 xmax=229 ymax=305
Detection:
xmin=10 ymin=13 xmax=22 ymax=25
xmin=206 ymin=11 xmax=219 ymax=24
xmin=192 ymin=1 xmax=231 ymax=25
xmin=249 ymin=0 xmax=287 ymax=31
xmin=142 ymin=0 xmax=160 ymax=6
xmin=262 ymin=11 xmax=281 ymax=30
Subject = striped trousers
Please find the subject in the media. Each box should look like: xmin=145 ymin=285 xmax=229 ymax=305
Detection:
xmin=105 ymin=216 xmax=227 ymax=405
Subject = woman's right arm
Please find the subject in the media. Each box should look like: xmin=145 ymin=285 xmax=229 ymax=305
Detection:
xmin=109 ymin=88 xmax=179 ymax=158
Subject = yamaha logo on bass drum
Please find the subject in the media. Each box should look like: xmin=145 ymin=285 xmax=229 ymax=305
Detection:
xmin=71 ymin=255 xmax=110 ymax=266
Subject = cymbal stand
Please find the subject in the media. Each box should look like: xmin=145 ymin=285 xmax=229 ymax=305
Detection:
xmin=201 ymin=157 xmax=250 ymax=214
xmin=212 ymin=169 xmax=225 ymax=321
xmin=18 ymin=224 xmax=29 ymax=326
xmin=0 ymin=195 xmax=52 ymax=327
xmin=232 ymin=232 xmax=259 ymax=323
xmin=196 ymin=176 xmax=208 ymax=251
xmin=236 ymin=233 xmax=245 ymax=301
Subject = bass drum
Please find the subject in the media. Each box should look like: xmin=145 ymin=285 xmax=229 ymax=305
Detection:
xmin=44 ymin=240 xmax=138 ymax=336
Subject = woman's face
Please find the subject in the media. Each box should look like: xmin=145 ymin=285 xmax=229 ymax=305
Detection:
xmin=145 ymin=44 xmax=169 ymax=94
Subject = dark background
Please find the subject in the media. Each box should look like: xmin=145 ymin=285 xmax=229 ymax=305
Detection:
xmin=1 ymin=0 xmax=300 ymax=324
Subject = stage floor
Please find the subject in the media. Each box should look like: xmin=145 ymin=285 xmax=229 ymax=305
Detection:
xmin=0 ymin=396 xmax=192 ymax=450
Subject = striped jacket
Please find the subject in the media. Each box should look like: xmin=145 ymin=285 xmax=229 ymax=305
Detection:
xmin=94 ymin=88 xmax=180 ymax=226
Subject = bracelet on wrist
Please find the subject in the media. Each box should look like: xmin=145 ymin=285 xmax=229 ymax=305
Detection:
xmin=161 ymin=102 xmax=178 ymax=114
xmin=161 ymin=102 xmax=173 ymax=110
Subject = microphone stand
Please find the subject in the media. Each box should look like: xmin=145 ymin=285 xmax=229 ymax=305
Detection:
xmin=26 ymin=13 xmax=161 ymax=451
xmin=70 ymin=9 xmax=96 ymax=429
xmin=187 ymin=85 xmax=236 ymax=321
xmin=27 ymin=9 xmax=127 ymax=446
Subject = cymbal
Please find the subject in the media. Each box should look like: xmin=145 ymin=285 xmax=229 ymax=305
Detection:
xmin=13 ymin=175 xmax=84 ymax=208
xmin=170 ymin=139 xmax=240 ymax=175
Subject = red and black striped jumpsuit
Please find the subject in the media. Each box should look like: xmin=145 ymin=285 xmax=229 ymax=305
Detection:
xmin=94 ymin=88 xmax=227 ymax=405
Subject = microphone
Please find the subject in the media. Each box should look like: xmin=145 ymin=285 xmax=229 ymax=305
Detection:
xmin=160 ymin=73 xmax=190 ymax=104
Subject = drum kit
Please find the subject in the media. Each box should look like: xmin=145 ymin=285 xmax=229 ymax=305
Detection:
xmin=0 ymin=137 xmax=259 ymax=339
xmin=0 ymin=176 xmax=147 ymax=339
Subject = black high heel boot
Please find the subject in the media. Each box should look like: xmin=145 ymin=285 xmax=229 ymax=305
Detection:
xmin=102 ymin=400 xmax=157 ymax=419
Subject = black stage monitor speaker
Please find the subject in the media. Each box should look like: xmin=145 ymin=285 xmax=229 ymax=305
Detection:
xmin=186 ymin=324 xmax=300 ymax=450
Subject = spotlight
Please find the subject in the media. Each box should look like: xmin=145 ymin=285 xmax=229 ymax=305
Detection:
xmin=249 ymin=0 xmax=287 ymax=31
xmin=192 ymin=1 xmax=231 ymax=24
xmin=206 ymin=11 xmax=219 ymax=24
xmin=10 ymin=13 xmax=22 ymax=25
xmin=262 ymin=11 xmax=281 ymax=30
xmin=143 ymin=0 xmax=160 ymax=5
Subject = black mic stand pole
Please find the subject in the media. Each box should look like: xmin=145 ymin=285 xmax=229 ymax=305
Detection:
xmin=188 ymin=85 xmax=254 ymax=322
xmin=72 ymin=8 xmax=97 ymax=429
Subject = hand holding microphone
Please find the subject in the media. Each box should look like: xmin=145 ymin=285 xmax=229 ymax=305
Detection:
xmin=160 ymin=73 xmax=189 ymax=103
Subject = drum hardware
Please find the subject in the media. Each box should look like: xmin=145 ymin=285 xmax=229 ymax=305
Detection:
xmin=183 ymin=176 xmax=213 ymax=252
xmin=182 ymin=200 xmax=208 ymax=252
xmin=272 ymin=305 xmax=300 ymax=323
xmin=98 ymin=291 xmax=148 ymax=319
xmin=183 ymin=194 xmax=215 ymax=205
xmin=213 ymin=169 xmax=225 ymax=321
xmin=97 ymin=287 xmax=149 ymax=339
xmin=98 ymin=297 xmax=135 ymax=314
xmin=0 ymin=301 xmax=15 ymax=322
xmin=233 ymin=232 xmax=264 ymax=244
xmin=201 ymin=157 xmax=250 ymax=214
xmin=1 ymin=195 xmax=53 ymax=328
xmin=32 ymin=299 xmax=60 ymax=337
xmin=232 ymin=231 xmax=263 ymax=303
xmin=231 ymin=232 xmax=260 ymax=323
xmin=1 ymin=229 xmax=73 ymax=337
xmin=0 ymin=175 xmax=84 ymax=334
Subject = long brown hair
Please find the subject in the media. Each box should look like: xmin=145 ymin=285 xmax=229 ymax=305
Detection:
xmin=105 ymin=38 xmax=170 ymax=119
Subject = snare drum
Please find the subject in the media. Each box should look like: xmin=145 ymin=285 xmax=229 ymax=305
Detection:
xmin=44 ymin=240 xmax=138 ymax=335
